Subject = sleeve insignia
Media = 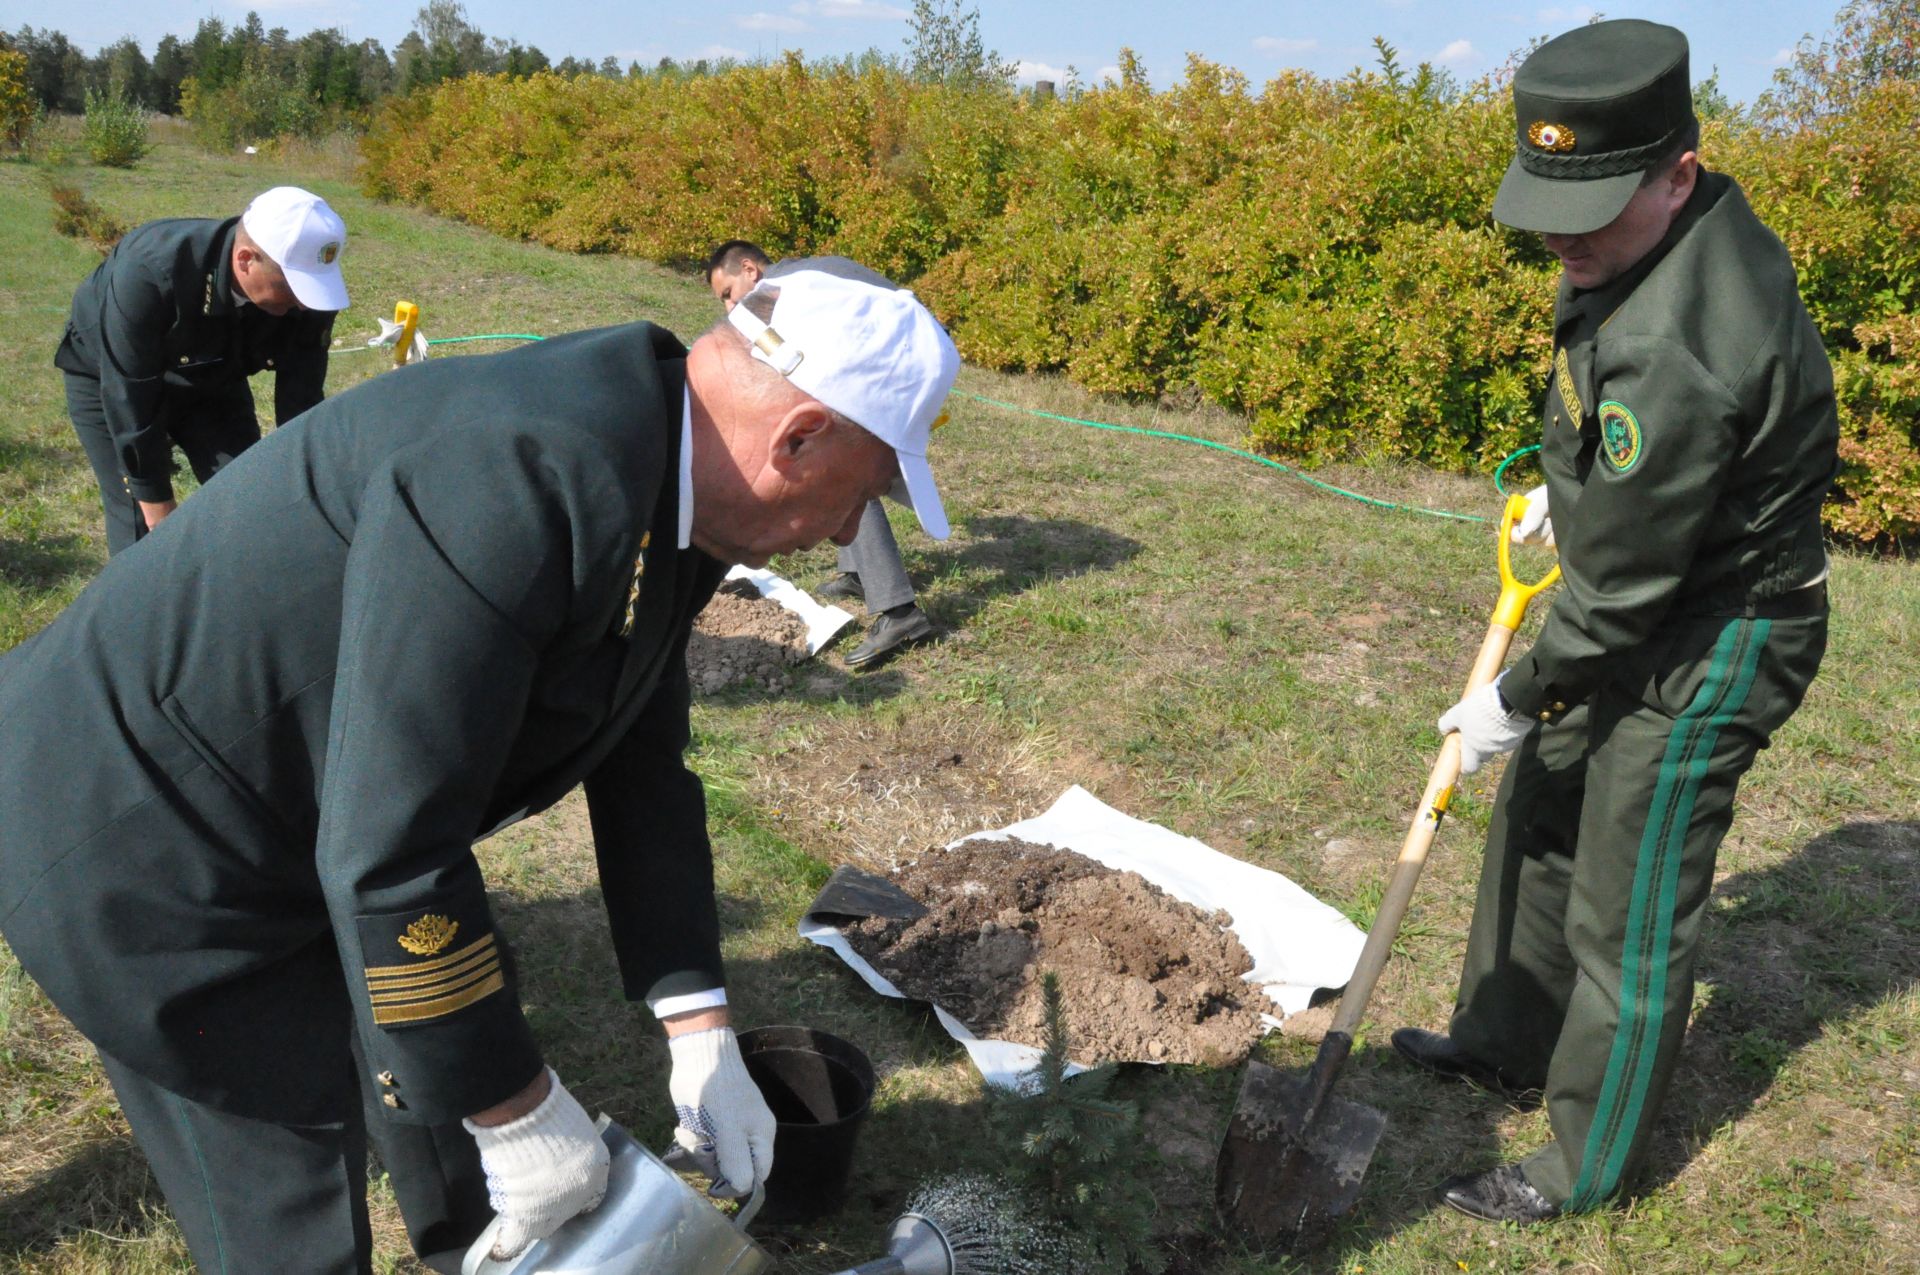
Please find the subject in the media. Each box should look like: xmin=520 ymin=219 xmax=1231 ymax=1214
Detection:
xmin=1527 ymin=120 xmax=1576 ymax=153
xmin=1598 ymin=401 xmax=1642 ymax=473
xmin=359 ymin=905 xmax=507 ymax=1028
xmin=1554 ymin=347 xmax=1582 ymax=425
xmin=617 ymin=530 xmax=651 ymax=639
xmin=397 ymin=913 xmax=459 ymax=956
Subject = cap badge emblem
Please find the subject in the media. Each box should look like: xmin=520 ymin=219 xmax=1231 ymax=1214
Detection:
xmin=318 ymin=241 xmax=340 ymax=265
xmin=397 ymin=913 xmax=459 ymax=957
xmin=1528 ymin=121 xmax=1576 ymax=153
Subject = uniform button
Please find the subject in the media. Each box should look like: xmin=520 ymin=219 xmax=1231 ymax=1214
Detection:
xmin=1538 ymin=711 xmax=1552 ymax=721
xmin=378 ymin=1071 xmax=397 ymax=1086
xmin=265 ymin=358 xmax=274 ymax=368
xmin=382 ymin=1093 xmax=404 ymax=1109
xmin=1551 ymin=701 xmax=1567 ymax=712
xmin=178 ymin=355 xmax=189 ymax=364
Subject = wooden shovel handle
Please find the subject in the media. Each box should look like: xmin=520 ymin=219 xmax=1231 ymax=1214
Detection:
xmin=1327 ymin=495 xmax=1560 ymax=1040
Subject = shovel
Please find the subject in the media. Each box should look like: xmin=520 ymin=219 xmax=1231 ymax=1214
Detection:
xmin=1214 ymin=491 xmax=1560 ymax=1252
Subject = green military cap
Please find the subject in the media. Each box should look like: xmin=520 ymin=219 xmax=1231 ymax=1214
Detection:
xmin=1492 ymin=19 xmax=1697 ymax=235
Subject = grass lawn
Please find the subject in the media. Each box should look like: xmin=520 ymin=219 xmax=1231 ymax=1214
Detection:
xmin=1 ymin=130 xmax=1915 ymax=1274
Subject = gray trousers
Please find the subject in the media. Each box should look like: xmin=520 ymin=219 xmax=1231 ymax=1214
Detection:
xmin=836 ymin=500 xmax=915 ymax=612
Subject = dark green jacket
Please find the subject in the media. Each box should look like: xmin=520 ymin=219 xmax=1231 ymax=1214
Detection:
xmin=54 ymin=216 xmax=337 ymax=502
xmin=1501 ymin=172 xmax=1838 ymax=720
xmin=1 ymin=323 xmax=726 ymax=1125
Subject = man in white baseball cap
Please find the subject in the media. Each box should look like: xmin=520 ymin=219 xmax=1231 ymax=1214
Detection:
xmin=722 ymin=268 xmax=960 ymax=545
xmin=55 ymin=185 xmax=350 ymax=553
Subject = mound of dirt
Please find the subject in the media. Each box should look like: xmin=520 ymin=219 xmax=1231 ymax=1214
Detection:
xmin=842 ymin=837 xmax=1267 ymax=1067
xmin=687 ymin=582 xmax=811 ymax=694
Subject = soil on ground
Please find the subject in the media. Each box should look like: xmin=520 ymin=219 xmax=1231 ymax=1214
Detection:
xmin=842 ymin=837 xmax=1267 ymax=1067
xmin=686 ymin=580 xmax=812 ymax=694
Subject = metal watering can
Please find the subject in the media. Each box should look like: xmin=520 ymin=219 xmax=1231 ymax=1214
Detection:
xmin=462 ymin=1118 xmax=771 ymax=1275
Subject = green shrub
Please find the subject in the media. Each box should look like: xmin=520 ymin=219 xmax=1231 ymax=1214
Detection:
xmin=81 ymin=86 xmax=149 ymax=167
xmin=0 ymin=49 xmax=34 ymax=152
xmin=358 ymin=39 xmax=1919 ymax=540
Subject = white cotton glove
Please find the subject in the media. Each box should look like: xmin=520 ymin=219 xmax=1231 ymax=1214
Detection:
xmin=1511 ymin=483 xmax=1554 ymax=546
xmin=1437 ymin=675 xmax=1533 ymax=775
xmin=367 ymin=316 xmax=429 ymax=365
xmin=463 ymin=1069 xmax=610 ymax=1261
xmin=667 ymin=1027 xmax=777 ymax=1199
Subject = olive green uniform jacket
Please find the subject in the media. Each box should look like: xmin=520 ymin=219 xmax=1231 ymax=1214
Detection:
xmin=54 ymin=215 xmax=337 ymax=504
xmin=1500 ymin=170 xmax=1836 ymax=724
xmin=1 ymin=323 xmax=727 ymax=1127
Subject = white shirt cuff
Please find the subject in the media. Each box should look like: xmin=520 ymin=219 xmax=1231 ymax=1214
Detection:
xmin=648 ymin=987 xmax=728 ymax=1018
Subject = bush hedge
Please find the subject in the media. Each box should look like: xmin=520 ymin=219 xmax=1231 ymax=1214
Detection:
xmin=360 ymin=53 xmax=1920 ymax=542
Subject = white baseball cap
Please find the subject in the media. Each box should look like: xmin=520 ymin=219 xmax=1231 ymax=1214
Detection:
xmin=726 ymin=269 xmax=960 ymax=538
xmin=240 ymin=186 xmax=350 ymax=312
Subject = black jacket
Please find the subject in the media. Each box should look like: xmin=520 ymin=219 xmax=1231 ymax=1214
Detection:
xmin=54 ymin=215 xmax=337 ymax=502
xmin=3 ymin=323 xmax=726 ymax=1125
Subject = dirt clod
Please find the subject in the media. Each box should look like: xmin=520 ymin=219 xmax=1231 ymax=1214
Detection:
xmin=843 ymin=837 xmax=1268 ymax=1067
xmin=686 ymin=582 xmax=811 ymax=694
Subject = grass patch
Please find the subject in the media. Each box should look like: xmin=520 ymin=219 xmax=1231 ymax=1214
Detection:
xmin=1 ymin=136 xmax=1916 ymax=1273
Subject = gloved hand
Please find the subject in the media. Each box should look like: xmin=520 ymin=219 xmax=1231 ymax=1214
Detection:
xmin=463 ymin=1068 xmax=609 ymax=1260
xmin=667 ymin=1027 xmax=777 ymax=1199
xmin=1511 ymin=483 xmax=1554 ymax=546
xmin=1437 ymin=675 xmax=1533 ymax=775
xmin=367 ymin=315 xmax=429 ymax=365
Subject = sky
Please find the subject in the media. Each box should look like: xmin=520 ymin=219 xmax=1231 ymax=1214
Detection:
xmin=14 ymin=0 xmax=1846 ymax=107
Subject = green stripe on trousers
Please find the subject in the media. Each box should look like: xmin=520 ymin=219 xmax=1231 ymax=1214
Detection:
xmin=1566 ymin=616 xmax=1770 ymax=1210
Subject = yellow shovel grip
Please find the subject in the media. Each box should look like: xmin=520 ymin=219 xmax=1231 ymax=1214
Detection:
xmin=1492 ymin=491 xmax=1562 ymax=631
xmin=391 ymin=301 xmax=420 ymax=369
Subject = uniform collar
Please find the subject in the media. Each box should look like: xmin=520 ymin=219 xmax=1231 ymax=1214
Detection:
xmin=204 ymin=218 xmax=243 ymax=318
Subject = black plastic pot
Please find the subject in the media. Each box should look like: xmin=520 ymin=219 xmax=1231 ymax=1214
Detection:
xmin=737 ymin=1025 xmax=876 ymax=1224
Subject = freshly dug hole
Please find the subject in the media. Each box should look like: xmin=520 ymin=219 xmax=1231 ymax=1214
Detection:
xmin=843 ymin=837 xmax=1268 ymax=1066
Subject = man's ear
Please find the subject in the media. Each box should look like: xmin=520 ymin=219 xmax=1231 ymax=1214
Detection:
xmin=766 ymin=401 xmax=835 ymax=472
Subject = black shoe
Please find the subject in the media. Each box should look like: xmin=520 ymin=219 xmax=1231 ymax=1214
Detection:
xmin=1438 ymin=1165 xmax=1560 ymax=1224
xmin=846 ymin=606 xmax=935 ymax=666
xmin=1391 ymin=1028 xmax=1538 ymax=1101
xmin=817 ymin=572 xmax=864 ymax=602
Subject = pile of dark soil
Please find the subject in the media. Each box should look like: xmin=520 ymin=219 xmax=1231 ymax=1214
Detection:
xmin=843 ymin=837 xmax=1267 ymax=1066
xmin=687 ymin=582 xmax=811 ymax=694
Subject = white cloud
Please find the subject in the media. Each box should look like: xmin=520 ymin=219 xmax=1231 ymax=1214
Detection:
xmin=696 ymin=43 xmax=749 ymax=59
xmin=792 ymin=0 xmax=910 ymax=19
xmin=1768 ymin=46 xmax=1794 ymax=67
xmin=1096 ymin=64 xmax=1122 ymax=84
xmin=1436 ymin=39 xmax=1478 ymax=63
xmin=1012 ymin=58 xmax=1070 ymax=86
xmin=738 ymin=11 xmax=808 ymax=32
xmin=1253 ymin=36 xmax=1318 ymax=55
xmin=1536 ymin=5 xmax=1598 ymax=22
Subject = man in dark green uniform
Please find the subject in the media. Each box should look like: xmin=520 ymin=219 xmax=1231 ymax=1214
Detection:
xmin=54 ymin=185 xmax=348 ymax=555
xmin=1393 ymin=18 xmax=1837 ymax=1223
xmin=0 ymin=268 xmax=960 ymax=1271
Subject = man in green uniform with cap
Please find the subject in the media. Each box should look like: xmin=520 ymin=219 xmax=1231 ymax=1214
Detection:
xmin=0 ymin=269 xmax=960 ymax=1271
xmin=1391 ymin=18 xmax=1837 ymax=1222
xmin=54 ymin=185 xmax=348 ymax=555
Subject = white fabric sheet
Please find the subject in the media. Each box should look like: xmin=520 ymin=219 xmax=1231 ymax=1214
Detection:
xmin=722 ymin=564 xmax=856 ymax=656
xmin=800 ymin=785 xmax=1367 ymax=1090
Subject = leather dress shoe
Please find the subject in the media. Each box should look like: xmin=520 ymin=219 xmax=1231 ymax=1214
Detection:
xmin=846 ymin=605 xmax=935 ymax=666
xmin=1391 ymin=1027 xmax=1538 ymax=1101
xmin=1438 ymin=1165 xmax=1560 ymax=1224
xmin=817 ymin=572 xmax=864 ymax=602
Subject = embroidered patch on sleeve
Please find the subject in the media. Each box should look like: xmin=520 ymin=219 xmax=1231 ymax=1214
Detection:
xmin=357 ymin=906 xmax=506 ymax=1028
xmin=1555 ymin=348 xmax=1582 ymax=425
xmin=1598 ymin=400 xmax=1642 ymax=473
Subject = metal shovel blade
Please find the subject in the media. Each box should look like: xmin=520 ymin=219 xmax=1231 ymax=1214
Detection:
xmin=1214 ymin=1059 xmax=1388 ymax=1252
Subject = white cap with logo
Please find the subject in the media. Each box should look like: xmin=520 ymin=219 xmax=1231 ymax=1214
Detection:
xmin=726 ymin=269 xmax=960 ymax=538
xmin=240 ymin=186 xmax=350 ymax=312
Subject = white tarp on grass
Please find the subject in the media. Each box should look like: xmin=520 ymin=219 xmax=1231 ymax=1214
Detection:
xmin=800 ymin=784 xmax=1367 ymax=1089
xmin=722 ymin=564 xmax=856 ymax=656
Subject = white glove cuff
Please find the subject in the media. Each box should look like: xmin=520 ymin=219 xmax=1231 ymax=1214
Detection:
xmin=667 ymin=1026 xmax=740 ymax=1072
xmin=463 ymin=1068 xmax=597 ymax=1174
